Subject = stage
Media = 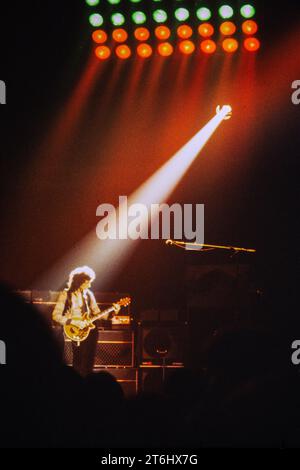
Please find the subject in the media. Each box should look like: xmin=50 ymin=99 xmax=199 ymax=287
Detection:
xmin=0 ymin=0 xmax=299 ymax=450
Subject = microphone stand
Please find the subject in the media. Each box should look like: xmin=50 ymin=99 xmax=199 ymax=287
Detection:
xmin=165 ymin=240 xmax=256 ymax=254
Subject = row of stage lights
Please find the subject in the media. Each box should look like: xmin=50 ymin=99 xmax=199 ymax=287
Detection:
xmin=85 ymin=1 xmax=260 ymax=59
xmin=86 ymin=2 xmax=257 ymax=25
xmin=93 ymin=27 xmax=260 ymax=59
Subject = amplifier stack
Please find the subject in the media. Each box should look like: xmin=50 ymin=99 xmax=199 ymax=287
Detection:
xmin=15 ymin=291 xmax=187 ymax=396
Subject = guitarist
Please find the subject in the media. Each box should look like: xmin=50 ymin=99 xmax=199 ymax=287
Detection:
xmin=52 ymin=266 xmax=119 ymax=376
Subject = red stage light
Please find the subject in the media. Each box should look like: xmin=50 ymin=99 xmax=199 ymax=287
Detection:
xmin=220 ymin=21 xmax=237 ymax=36
xmin=177 ymin=25 xmax=193 ymax=39
xmin=137 ymin=43 xmax=153 ymax=58
xmin=200 ymin=39 xmax=217 ymax=54
xmin=179 ymin=40 xmax=195 ymax=55
xmin=115 ymin=45 xmax=132 ymax=59
xmin=244 ymin=37 xmax=260 ymax=51
xmin=222 ymin=38 xmax=239 ymax=53
xmin=242 ymin=20 xmax=258 ymax=35
xmin=112 ymin=28 xmax=128 ymax=43
xmin=198 ymin=23 xmax=214 ymax=38
xmin=155 ymin=26 xmax=171 ymax=40
xmin=92 ymin=30 xmax=108 ymax=44
xmin=134 ymin=27 xmax=150 ymax=42
xmin=158 ymin=42 xmax=174 ymax=57
xmin=95 ymin=46 xmax=111 ymax=60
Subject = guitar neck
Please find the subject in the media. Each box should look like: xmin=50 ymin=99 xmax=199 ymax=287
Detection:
xmin=90 ymin=305 xmax=116 ymax=323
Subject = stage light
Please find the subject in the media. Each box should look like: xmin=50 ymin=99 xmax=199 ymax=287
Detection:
xmin=177 ymin=25 xmax=193 ymax=39
xmin=111 ymin=13 xmax=125 ymax=26
xmin=222 ymin=38 xmax=239 ymax=53
xmin=175 ymin=8 xmax=190 ymax=22
xmin=244 ymin=37 xmax=260 ymax=51
xmin=198 ymin=23 xmax=214 ymax=38
xmin=196 ymin=7 xmax=212 ymax=21
xmin=153 ymin=9 xmax=168 ymax=23
xmin=201 ymin=40 xmax=217 ymax=54
xmin=115 ymin=44 xmax=132 ymax=59
xmin=220 ymin=21 xmax=237 ymax=36
xmin=132 ymin=11 xmax=147 ymax=25
xmin=158 ymin=42 xmax=174 ymax=57
xmin=86 ymin=0 xmax=100 ymax=5
xmin=134 ymin=27 xmax=150 ymax=41
xmin=179 ymin=40 xmax=195 ymax=55
xmin=95 ymin=45 xmax=111 ymax=60
xmin=242 ymin=20 xmax=258 ymax=35
xmin=240 ymin=4 xmax=256 ymax=19
xmin=89 ymin=13 xmax=104 ymax=27
xmin=155 ymin=26 xmax=171 ymax=40
xmin=137 ymin=43 xmax=153 ymax=58
xmin=92 ymin=29 xmax=108 ymax=44
xmin=112 ymin=28 xmax=128 ymax=43
xmin=216 ymin=105 xmax=232 ymax=120
xmin=219 ymin=5 xmax=234 ymax=19
xmin=85 ymin=1 xmax=260 ymax=59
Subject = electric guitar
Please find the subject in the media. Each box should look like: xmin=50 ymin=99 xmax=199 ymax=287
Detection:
xmin=64 ymin=297 xmax=131 ymax=344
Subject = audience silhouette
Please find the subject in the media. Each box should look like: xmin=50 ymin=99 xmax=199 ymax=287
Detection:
xmin=0 ymin=284 xmax=299 ymax=448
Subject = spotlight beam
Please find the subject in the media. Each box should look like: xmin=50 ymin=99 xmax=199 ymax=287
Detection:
xmin=37 ymin=107 xmax=232 ymax=290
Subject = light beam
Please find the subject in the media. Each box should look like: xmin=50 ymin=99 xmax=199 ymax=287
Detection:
xmin=37 ymin=106 xmax=232 ymax=290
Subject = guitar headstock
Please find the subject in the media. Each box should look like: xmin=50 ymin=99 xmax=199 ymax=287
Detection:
xmin=117 ymin=297 xmax=131 ymax=308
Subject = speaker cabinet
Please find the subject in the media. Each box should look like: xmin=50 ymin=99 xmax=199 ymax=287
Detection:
xmin=139 ymin=366 xmax=185 ymax=394
xmin=92 ymin=368 xmax=138 ymax=398
xmin=139 ymin=323 xmax=187 ymax=366
xmin=94 ymin=330 xmax=135 ymax=368
xmin=185 ymin=262 xmax=253 ymax=369
xmin=63 ymin=336 xmax=73 ymax=366
xmin=54 ymin=328 xmax=135 ymax=368
xmin=185 ymin=263 xmax=251 ymax=311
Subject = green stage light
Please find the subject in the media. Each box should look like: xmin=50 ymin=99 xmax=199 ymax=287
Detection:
xmin=241 ymin=4 xmax=256 ymax=18
xmin=219 ymin=5 xmax=234 ymax=19
xmin=107 ymin=0 xmax=121 ymax=4
xmin=86 ymin=0 xmax=100 ymax=6
xmin=153 ymin=9 xmax=168 ymax=23
xmin=89 ymin=13 xmax=104 ymax=27
xmin=111 ymin=12 xmax=125 ymax=26
xmin=132 ymin=11 xmax=147 ymax=25
xmin=196 ymin=7 xmax=212 ymax=21
xmin=175 ymin=8 xmax=190 ymax=22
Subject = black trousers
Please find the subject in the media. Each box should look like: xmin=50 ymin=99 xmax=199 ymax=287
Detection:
xmin=71 ymin=328 xmax=98 ymax=377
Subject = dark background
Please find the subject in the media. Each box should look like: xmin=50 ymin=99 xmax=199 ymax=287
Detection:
xmin=0 ymin=0 xmax=299 ymax=333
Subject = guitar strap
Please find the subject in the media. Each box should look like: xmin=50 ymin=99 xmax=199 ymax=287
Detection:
xmin=82 ymin=290 xmax=91 ymax=318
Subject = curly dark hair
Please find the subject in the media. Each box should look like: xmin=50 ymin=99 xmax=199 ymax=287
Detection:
xmin=66 ymin=266 xmax=96 ymax=293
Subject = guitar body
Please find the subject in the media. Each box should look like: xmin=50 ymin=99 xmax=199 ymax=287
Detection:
xmin=64 ymin=317 xmax=95 ymax=343
xmin=63 ymin=297 xmax=131 ymax=345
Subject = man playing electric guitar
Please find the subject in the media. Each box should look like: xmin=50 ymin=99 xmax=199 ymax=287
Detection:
xmin=52 ymin=266 xmax=121 ymax=376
